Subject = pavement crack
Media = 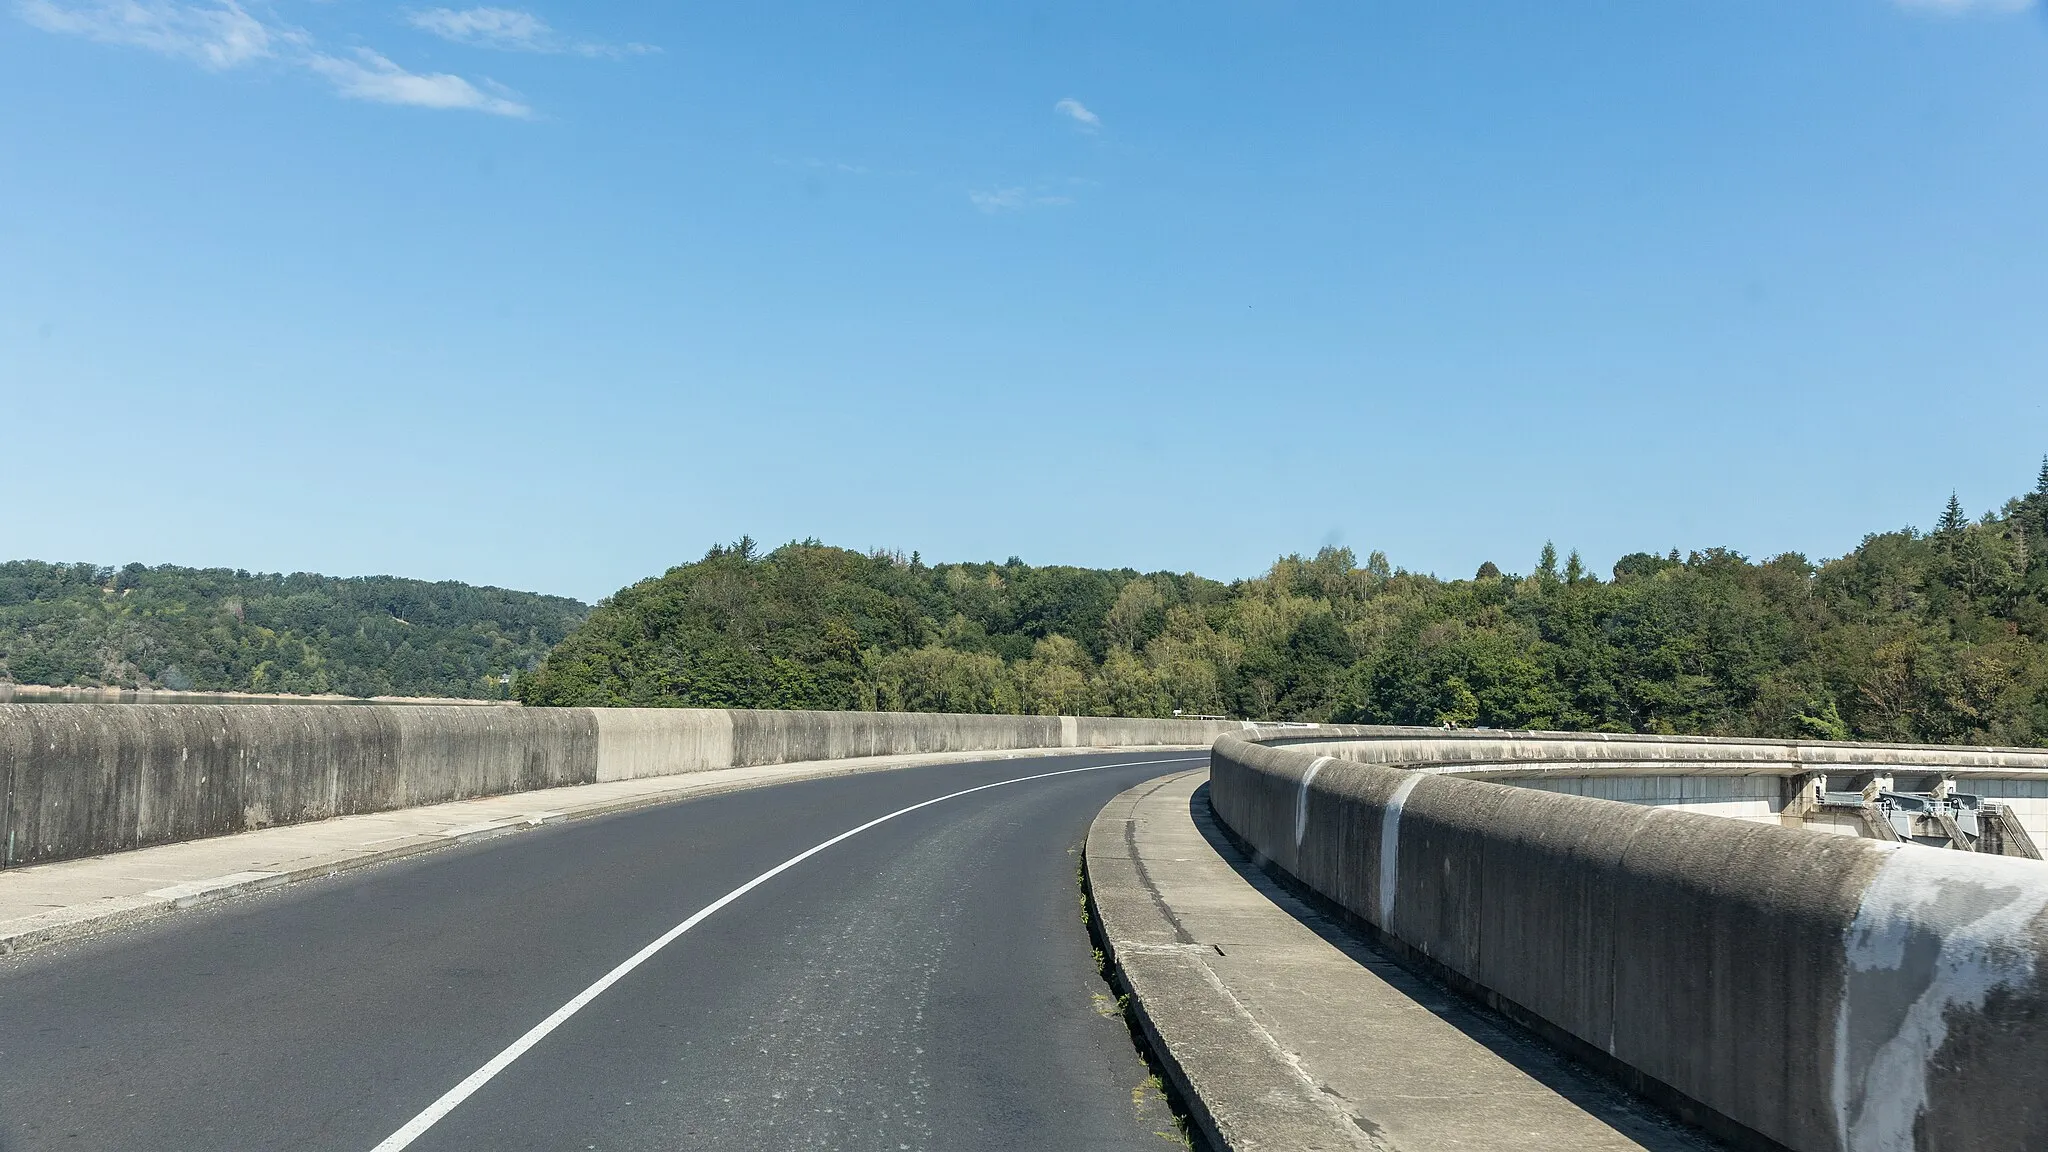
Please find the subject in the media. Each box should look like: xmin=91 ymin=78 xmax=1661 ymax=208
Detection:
xmin=1124 ymin=817 xmax=1196 ymax=945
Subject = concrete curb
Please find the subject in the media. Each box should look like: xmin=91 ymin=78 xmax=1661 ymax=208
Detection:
xmin=1085 ymin=769 xmax=1725 ymax=1152
xmin=3 ymin=744 xmax=1189 ymax=957
xmin=1084 ymin=770 xmax=1375 ymax=1152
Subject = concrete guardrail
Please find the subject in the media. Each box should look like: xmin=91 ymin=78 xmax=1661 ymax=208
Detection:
xmin=1210 ymin=728 xmax=2048 ymax=1152
xmin=0 ymin=704 xmax=1239 ymax=869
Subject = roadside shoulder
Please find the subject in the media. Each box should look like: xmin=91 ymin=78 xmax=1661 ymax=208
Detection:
xmin=1086 ymin=770 xmax=1376 ymax=1152
xmin=1084 ymin=771 xmax=1722 ymax=1152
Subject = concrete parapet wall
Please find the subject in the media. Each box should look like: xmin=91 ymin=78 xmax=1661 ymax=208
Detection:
xmin=0 ymin=705 xmax=604 ymax=867
xmin=1520 ymin=774 xmax=1784 ymax=822
xmin=592 ymin=709 xmax=734 ymax=782
xmin=0 ymin=704 xmax=1225 ymax=868
xmin=1209 ymin=732 xmax=2048 ymax=1152
xmin=1073 ymin=716 xmax=1245 ymax=748
xmin=1278 ymin=727 xmax=2048 ymax=779
xmin=1282 ymin=727 xmax=2048 ymax=845
xmin=726 ymin=709 xmax=1064 ymax=767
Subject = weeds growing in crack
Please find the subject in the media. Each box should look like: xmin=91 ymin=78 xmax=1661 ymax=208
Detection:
xmin=1078 ymin=852 xmax=1213 ymax=1150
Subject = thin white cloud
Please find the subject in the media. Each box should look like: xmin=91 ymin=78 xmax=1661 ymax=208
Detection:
xmin=407 ymin=6 xmax=545 ymax=50
xmin=1054 ymin=97 xmax=1100 ymax=130
xmin=968 ymin=186 xmax=1076 ymax=213
xmin=15 ymin=0 xmax=280 ymax=69
xmin=775 ymin=157 xmax=870 ymax=174
xmin=1893 ymin=0 xmax=2033 ymax=12
xmin=406 ymin=6 xmax=656 ymax=58
xmin=970 ymin=187 xmax=1028 ymax=213
xmin=15 ymin=0 xmax=532 ymax=115
xmin=307 ymin=49 xmax=529 ymax=116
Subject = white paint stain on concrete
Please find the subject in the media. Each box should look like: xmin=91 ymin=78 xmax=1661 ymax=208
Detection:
xmin=1378 ymin=773 xmax=1425 ymax=931
xmin=1295 ymin=757 xmax=1333 ymax=850
xmin=1832 ymin=847 xmax=2048 ymax=1152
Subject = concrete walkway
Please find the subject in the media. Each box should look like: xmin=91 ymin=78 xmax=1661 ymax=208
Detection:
xmin=1086 ymin=770 xmax=1725 ymax=1152
xmin=0 ymin=744 xmax=1132 ymax=955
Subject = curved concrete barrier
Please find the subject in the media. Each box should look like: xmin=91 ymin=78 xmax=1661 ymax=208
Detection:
xmin=0 ymin=705 xmax=1241 ymax=869
xmin=1209 ymin=731 xmax=2048 ymax=1152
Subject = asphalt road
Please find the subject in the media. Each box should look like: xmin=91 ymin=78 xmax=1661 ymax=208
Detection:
xmin=0 ymin=751 xmax=1202 ymax=1152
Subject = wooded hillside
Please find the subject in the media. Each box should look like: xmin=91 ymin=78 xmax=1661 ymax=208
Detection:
xmin=0 ymin=563 xmax=588 ymax=699
xmin=521 ymin=462 xmax=2048 ymax=745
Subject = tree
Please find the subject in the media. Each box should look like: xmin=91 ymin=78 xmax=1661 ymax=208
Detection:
xmin=1938 ymin=493 xmax=1968 ymax=545
xmin=1434 ymin=677 xmax=1481 ymax=728
xmin=870 ymin=646 xmax=1015 ymax=713
xmin=1016 ymin=635 xmax=1096 ymax=715
xmin=1796 ymin=699 xmax=1852 ymax=742
xmin=0 ymin=561 xmax=585 ymax=699
xmin=502 ymin=460 xmax=2048 ymax=745
xmin=1095 ymin=647 xmax=1166 ymax=717
xmin=1102 ymin=577 xmax=1167 ymax=650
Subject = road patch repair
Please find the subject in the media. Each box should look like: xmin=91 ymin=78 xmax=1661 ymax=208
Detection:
xmin=1084 ymin=769 xmax=1723 ymax=1152
xmin=0 ymin=745 xmax=1150 ymax=956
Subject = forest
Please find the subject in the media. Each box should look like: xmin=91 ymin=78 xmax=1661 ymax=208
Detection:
xmin=519 ymin=463 xmax=2048 ymax=746
xmin=8 ymin=465 xmax=2045 ymax=744
xmin=0 ymin=563 xmax=588 ymax=699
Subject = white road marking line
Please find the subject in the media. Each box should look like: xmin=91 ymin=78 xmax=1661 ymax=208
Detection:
xmin=367 ymin=754 xmax=1207 ymax=1152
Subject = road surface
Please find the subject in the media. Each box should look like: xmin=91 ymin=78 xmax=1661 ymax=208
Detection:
xmin=0 ymin=751 xmax=1200 ymax=1151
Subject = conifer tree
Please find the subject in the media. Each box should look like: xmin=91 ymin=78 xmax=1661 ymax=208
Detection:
xmin=2028 ymin=458 xmax=2048 ymax=544
xmin=1938 ymin=493 xmax=1968 ymax=539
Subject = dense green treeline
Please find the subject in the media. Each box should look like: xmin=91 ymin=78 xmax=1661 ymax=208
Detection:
xmin=523 ymin=466 xmax=2048 ymax=745
xmin=11 ymin=466 xmax=2045 ymax=740
xmin=0 ymin=562 xmax=588 ymax=699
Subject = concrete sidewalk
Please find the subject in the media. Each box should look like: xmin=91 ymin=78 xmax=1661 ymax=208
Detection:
xmin=1085 ymin=770 xmax=1723 ymax=1152
xmin=1 ymin=744 xmax=1147 ymax=956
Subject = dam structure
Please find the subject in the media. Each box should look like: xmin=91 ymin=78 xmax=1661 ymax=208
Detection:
xmin=1 ymin=704 xmax=2043 ymax=1152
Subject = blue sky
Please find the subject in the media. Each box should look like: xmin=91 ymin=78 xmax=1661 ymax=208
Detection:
xmin=4 ymin=0 xmax=2046 ymax=602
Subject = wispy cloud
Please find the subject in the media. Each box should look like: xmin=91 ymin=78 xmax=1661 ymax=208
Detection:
xmin=15 ymin=0 xmax=532 ymax=114
xmin=969 ymin=187 xmax=1027 ymax=212
xmin=307 ymin=49 xmax=528 ymax=116
xmin=405 ymin=6 xmax=656 ymax=58
xmin=16 ymin=0 xmax=280 ymax=68
xmin=777 ymin=157 xmax=870 ymax=175
xmin=969 ymin=186 xmax=1074 ymax=213
xmin=1893 ymin=0 xmax=2033 ymax=12
xmin=1054 ymin=97 xmax=1100 ymax=131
